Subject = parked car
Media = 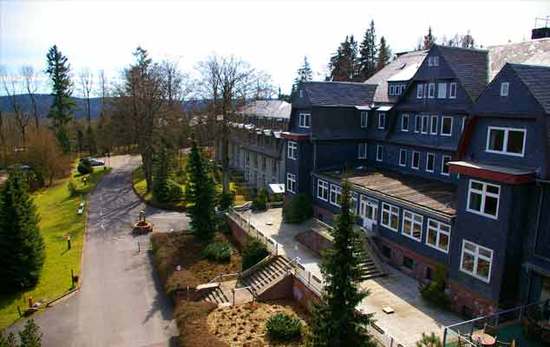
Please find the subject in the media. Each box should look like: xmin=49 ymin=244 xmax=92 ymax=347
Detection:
xmin=80 ymin=157 xmax=105 ymax=166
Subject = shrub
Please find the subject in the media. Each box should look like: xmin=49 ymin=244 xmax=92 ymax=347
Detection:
xmin=420 ymin=265 xmax=450 ymax=308
xmin=416 ymin=332 xmax=443 ymax=347
xmin=217 ymin=191 xmax=234 ymax=211
xmin=251 ymin=188 xmax=268 ymax=211
xmin=242 ymin=239 xmax=269 ymax=270
xmin=266 ymin=313 xmax=302 ymax=342
xmin=67 ymin=180 xmax=77 ymax=197
xmin=283 ymin=193 xmax=313 ymax=224
xmin=202 ymin=241 xmax=232 ymax=262
xmin=154 ymin=179 xmax=183 ymax=203
xmin=77 ymin=159 xmax=92 ymax=175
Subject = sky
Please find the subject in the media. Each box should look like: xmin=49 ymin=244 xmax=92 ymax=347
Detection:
xmin=1 ymin=0 xmax=550 ymax=96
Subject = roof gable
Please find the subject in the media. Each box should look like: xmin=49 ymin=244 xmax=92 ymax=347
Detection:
xmin=510 ymin=63 xmax=550 ymax=114
xmin=473 ymin=63 xmax=545 ymax=115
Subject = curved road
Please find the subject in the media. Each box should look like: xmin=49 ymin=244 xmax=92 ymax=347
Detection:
xmin=24 ymin=155 xmax=189 ymax=346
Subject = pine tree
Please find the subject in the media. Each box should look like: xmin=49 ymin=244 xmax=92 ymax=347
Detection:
xmin=186 ymin=141 xmax=216 ymax=241
xmin=423 ymin=26 xmax=436 ymax=50
xmin=0 ymin=170 xmax=45 ymax=293
xmin=310 ymin=180 xmax=375 ymax=347
xmin=292 ymin=56 xmax=313 ymax=94
xmin=329 ymin=35 xmax=359 ymax=81
xmin=45 ymin=45 xmax=75 ymax=153
xmin=18 ymin=319 xmax=42 ymax=347
xmin=376 ymin=36 xmax=392 ymax=71
xmin=358 ymin=20 xmax=378 ymax=80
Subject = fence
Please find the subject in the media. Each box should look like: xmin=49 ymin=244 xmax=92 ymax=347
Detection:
xmin=226 ymin=209 xmax=404 ymax=347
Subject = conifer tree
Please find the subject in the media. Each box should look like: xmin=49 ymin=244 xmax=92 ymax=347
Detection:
xmin=329 ymin=35 xmax=358 ymax=81
xmin=310 ymin=180 xmax=375 ymax=347
xmin=45 ymin=45 xmax=75 ymax=153
xmin=152 ymin=144 xmax=171 ymax=203
xmin=358 ymin=20 xmax=378 ymax=80
xmin=18 ymin=319 xmax=42 ymax=347
xmin=186 ymin=141 xmax=216 ymax=241
xmin=291 ymin=56 xmax=313 ymax=94
xmin=423 ymin=26 xmax=436 ymax=50
xmin=376 ymin=37 xmax=392 ymax=71
xmin=0 ymin=170 xmax=45 ymax=293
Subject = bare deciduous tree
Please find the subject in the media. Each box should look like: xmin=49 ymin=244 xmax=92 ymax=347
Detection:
xmin=21 ymin=66 xmax=40 ymax=129
xmin=0 ymin=66 xmax=32 ymax=145
xmin=79 ymin=68 xmax=94 ymax=125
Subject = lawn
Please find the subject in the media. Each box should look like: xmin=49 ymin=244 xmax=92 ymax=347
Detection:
xmin=0 ymin=166 xmax=110 ymax=330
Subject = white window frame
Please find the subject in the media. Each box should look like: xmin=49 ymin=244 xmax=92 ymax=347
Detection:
xmin=441 ymin=155 xmax=451 ymax=176
xmin=286 ymin=173 xmax=296 ymax=193
xmin=437 ymin=82 xmax=447 ymax=99
xmin=449 ymin=82 xmax=457 ymax=99
xmin=425 ymin=219 xmax=451 ymax=253
xmin=317 ymin=179 xmax=329 ymax=201
xmin=411 ymin=151 xmax=420 ymax=170
xmin=358 ymin=143 xmax=368 ymax=159
xmin=360 ymin=111 xmax=368 ymax=128
xmin=430 ymin=115 xmax=438 ymax=135
xmin=287 ymin=141 xmax=297 ymax=160
xmin=298 ymin=112 xmax=311 ymax=128
xmin=460 ymin=240 xmax=493 ymax=283
xmin=426 ymin=152 xmax=435 ymax=173
xmin=381 ymin=203 xmax=400 ymax=232
xmin=500 ymin=82 xmax=509 ymax=97
xmin=466 ymin=179 xmax=500 ymax=219
xmin=399 ymin=149 xmax=407 ymax=167
xmin=378 ymin=112 xmax=386 ymax=130
xmin=428 ymin=83 xmax=436 ymax=99
xmin=401 ymin=114 xmax=409 ymax=132
xmin=299 ymin=89 xmax=303 ymax=98
xmin=485 ymin=126 xmax=526 ymax=157
xmin=402 ymin=210 xmax=423 ymax=241
xmin=389 ymin=85 xmax=395 ymax=96
xmin=441 ymin=116 xmax=453 ymax=137
xmin=417 ymin=84 xmax=424 ymax=99
xmin=376 ymin=145 xmax=383 ymax=162
xmin=329 ymin=184 xmax=342 ymax=207
xmin=414 ymin=115 xmax=421 ymax=133
xmin=421 ymin=115 xmax=429 ymax=134
xmin=428 ymin=56 xmax=439 ymax=67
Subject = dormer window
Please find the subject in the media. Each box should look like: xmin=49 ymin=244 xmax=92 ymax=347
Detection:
xmin=299 ymin=89 xmax=303 ymax=98
xmin=437 ymin=83 xmax=447 ymax=99
xmin=298 ymin=112 xmax=311 ymax=128
xmin=428 ymin=56 xmax=439 ymax=67
xmin=378 ymin=112 xmax=386 ymax=129
xmin=389 ymin=85 xmax=395 ymax=96
xmin=417 ymin=84 xmax=424 ymax=99
xmin=500 ymin=82 xmax=509 ymax=97
xmin=360 ymin=111 xmax=368 ymax=128
xmin=449 ymin=82 xmax=457 ymax=99
xmin=428 ymin=83 xmax=436 ymax=99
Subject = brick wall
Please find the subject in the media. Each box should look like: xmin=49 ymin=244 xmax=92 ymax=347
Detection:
xmin=449 ymin=281 xmax=497 ymax=317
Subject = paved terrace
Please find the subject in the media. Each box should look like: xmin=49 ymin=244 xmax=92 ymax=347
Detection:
xmin=236 ymin=207 xmax=462 ymax=347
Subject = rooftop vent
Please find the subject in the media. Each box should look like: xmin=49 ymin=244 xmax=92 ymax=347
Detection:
xmin=532 ymin=17 xmax=550 ymax=39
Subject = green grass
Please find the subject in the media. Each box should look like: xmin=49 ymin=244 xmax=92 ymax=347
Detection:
xmin=131 ymin=165 xmax=189 ymax=209
xmin=0 ymin=166 xmax=111 ymax=330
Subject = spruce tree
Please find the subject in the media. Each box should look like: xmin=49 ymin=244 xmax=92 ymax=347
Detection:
xmin=376 ymin=37 xmax=392 ymax=71
xmin=291 ymin=56 xmax=313 ymax=94
xmin=329 ymin=36 xmax=359 ymax=81
xmin=423 ymin=26 xmax=436 ymax=50
xmin=0 ymin=170 xmax=45 ymax=293
xmin=45 ymin=45 xmax=75 ymax=153
xmin=18 ymin=319 xmax=42 ymax=347
xmin=310 ymin=180 xmax=375 ymax=347
xmin=186 ymin=141 xmax=216 ymax=241
xmin=153 ymin=145 xmax=171 ymax=203
xmin=358 ymin=20 xmax=378 ymax=80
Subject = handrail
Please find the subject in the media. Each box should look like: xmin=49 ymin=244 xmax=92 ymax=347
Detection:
xmin=239 ymin=254 xmax=274 ymax=279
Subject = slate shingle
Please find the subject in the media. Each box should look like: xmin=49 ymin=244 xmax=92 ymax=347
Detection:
xmin=509 ymin=63 xmax=550 ymax=114
xmin=301 ymin=81 xmax=377 ymax=106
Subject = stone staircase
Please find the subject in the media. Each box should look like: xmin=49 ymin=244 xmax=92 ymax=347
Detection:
xmin=196 ymin=283 xmax=231 ymax=306
xmin=355 ymin=233 xmax=387 ymax=280
xmin=238 ymin=256 xmax=292 ymax=296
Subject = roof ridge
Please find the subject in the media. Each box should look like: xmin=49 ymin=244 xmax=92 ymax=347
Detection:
xmin=434 ymin=44 xmax=488 ymax=54
xmin=487 ymin=37 xmax=550 ymax=48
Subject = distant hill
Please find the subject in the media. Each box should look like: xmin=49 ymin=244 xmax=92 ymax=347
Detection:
xmin=0 ymin=94 xmax=209 ymax=119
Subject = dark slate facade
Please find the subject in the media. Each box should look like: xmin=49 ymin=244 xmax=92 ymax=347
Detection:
xmin=283 ymin=44 xmax=550 ymax=318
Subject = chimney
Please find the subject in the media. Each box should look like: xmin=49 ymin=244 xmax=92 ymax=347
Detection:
xmin=532 ymin=17 xmax=550 ymax=39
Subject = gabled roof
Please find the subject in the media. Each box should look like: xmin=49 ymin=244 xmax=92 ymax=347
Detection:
xmin=435 ymin=45 xmax=489 ymax=102
xmin=365 ymin=50 xmax=427 ymax=103
xmin=488 ymin=38 xmax=550 ymax=80
xmin=300 ymin=81 xmax=377 ymax=107
xmin=509 ymin=63 xmax=550 ymax=114
xmin=237 ymin=100 xmax=291 ymax=119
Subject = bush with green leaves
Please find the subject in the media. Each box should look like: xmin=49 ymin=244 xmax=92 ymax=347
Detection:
xmin=241 ymin=239 xmax=269 ymax=270
xmin=283 ymin=193 xmax=313 ymax=224
xmin=202 ymin=241 xmax=232 ymax=262
xmin=77 ymin=159 xmax=92 ymax=175
xmin=67 ymin=180 xmax=77 ymax=197
xmin=420 ymin=265 xmax=450 ymax=309
xmin=0 ymin=318 xmax=42 ymax=347
xmin=416 ymin=332 xmax=443 ymax=347
xmin=217 ymin=191 xmax=234 ymax=211
xmin=252 ymin=188 xmax=268 ymax=211
xmin=266 ymin=313 xmax=302 ymax=342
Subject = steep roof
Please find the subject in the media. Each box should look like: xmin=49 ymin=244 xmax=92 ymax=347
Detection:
xmin=509 ymin=63 xmax=550 ymax=114
xmin=488 ymin=38 xmax=550 ymax=80
xmin=237 ymin=100 xmax=291 ymax=118
xmin=436 ymin=45 xmax=489 ymax=102
xmin=301 ymin=81 xmax=377 ymax=106
xmin=364 ymin=50 xmax=427 ymax=103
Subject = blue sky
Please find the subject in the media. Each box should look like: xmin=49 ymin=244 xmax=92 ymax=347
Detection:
xmin=1 ymin=0 xmax=549 ymax=96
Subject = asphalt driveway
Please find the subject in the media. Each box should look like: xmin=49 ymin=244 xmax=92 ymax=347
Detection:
xmin=16 ymin=155 xmax=189 ymax=346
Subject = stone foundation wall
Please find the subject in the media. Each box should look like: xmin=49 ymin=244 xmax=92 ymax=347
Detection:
xmin=448 ymin=281 xmax=497 ymax=317
xmin=227 ymin=216 xmax=249 ymax=248
xmin=313 ymin=205 xmax=335 ymax=225
xmin=295 ymin=230 xmax=333 ymax=256
xmin=291 ymin=276 xmax=321 ymax=313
